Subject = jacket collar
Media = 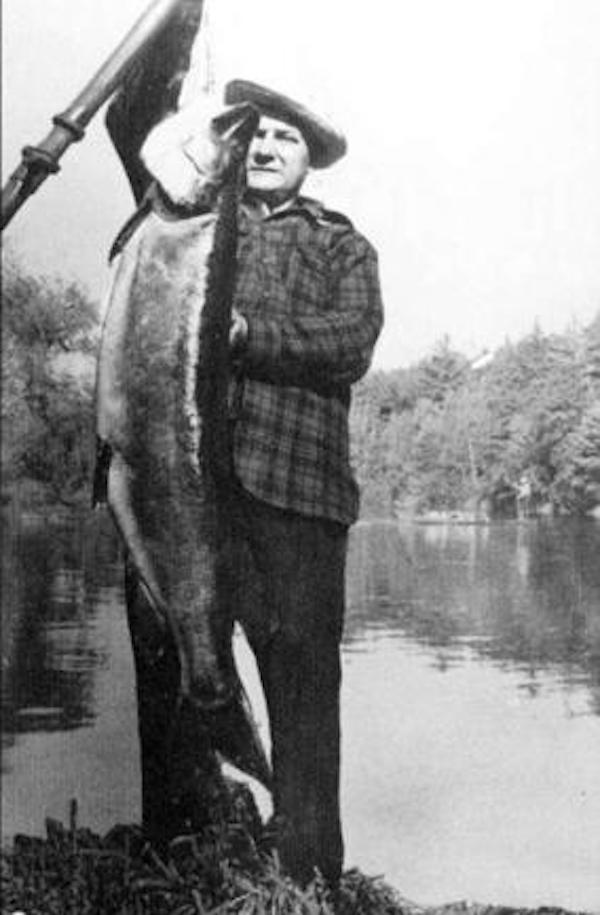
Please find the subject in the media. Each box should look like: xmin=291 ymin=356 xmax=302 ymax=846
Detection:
xmin=240 ymin=193 xmax=324 ymax=224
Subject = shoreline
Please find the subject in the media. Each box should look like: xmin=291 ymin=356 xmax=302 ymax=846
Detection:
xmin=2 ymin=807 xmax=592 ymax=915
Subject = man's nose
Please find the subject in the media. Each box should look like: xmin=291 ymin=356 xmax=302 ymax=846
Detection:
xmin=251 ymin=134 xmax=276 ymax=161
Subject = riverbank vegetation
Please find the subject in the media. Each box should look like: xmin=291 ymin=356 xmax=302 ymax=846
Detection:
xmin=3 ymin=257 xmax=599 ymax=519
xmin=2 ymin=254 xmax=98 ymax=509
xmin=1 ymin=802 xmax=586 ymax=915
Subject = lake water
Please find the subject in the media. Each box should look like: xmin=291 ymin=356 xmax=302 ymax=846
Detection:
xmin=2 ymin=511 xmax=600 ymax=911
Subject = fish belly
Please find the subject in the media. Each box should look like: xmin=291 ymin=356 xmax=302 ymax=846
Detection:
xmin=97 ymin=210 xmax=233 ymax=706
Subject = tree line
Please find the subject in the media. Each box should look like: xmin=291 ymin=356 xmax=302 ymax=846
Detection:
xmin=3 ymin=257 xmax=599 ymax=517
xmin=351 ymin=316 xmax=600 ymax=518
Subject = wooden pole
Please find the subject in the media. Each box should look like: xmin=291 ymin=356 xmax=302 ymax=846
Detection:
xmin=1 ymin=0 xmax=186 ymax=230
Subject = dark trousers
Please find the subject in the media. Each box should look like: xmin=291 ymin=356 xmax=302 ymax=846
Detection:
xmin=227 ymin=490 xmax=348 ymax=887
xmin=124 ymin=490 xmax=347 ymax=886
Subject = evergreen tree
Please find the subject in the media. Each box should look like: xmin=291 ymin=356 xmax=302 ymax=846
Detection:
xmin=349 ymin=315 xmax=600 ymax=518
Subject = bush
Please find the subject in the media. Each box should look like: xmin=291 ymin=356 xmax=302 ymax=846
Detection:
xmin=2 ymin=254 xmax=98 ymax=503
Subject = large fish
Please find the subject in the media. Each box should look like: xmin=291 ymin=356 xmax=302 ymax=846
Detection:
xmin=95 ymin=101 xmax=271 ymax=793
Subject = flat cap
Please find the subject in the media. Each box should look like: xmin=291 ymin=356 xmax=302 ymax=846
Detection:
xmin=224 ymin=79 xmax=347 ymax=169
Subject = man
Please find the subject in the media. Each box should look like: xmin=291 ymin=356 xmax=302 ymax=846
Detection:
xmin=115 ymin=77 xmax=382 ymax=888
xmin=220 ymin=80 xmax=384 ymax=888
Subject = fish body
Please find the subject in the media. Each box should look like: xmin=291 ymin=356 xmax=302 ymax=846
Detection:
xmin=95 ymin=105 xmax=271 ymax=789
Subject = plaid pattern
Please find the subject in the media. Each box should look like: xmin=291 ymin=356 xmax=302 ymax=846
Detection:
xmin=230 ymin=197 xmax=383 ymax=524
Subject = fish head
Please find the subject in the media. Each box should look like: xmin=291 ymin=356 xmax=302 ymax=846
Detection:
xmin=141 ymin=101 xmax=258 ymax=211
xmin=181 ymin=102 xmax=259 ymax=209
xmin=210 ymin=102 xmax=260 ymax=171
xmin=183 ymin=103 xmax=259 ymax=182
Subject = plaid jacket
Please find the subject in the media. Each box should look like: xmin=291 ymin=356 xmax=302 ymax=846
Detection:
xmin=231 ymin=196 xmax=383 ymax=525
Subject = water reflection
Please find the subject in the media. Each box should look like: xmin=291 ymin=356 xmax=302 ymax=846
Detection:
xmin=2 ymin=513 xmax=600 ymax=908
xmin=4 ymin=514 xmax=600 ymax=738
xmin=346 ymin=519 xmax=600 ymax=714
xmin=2 ymin=513 xmax=120 ymax=740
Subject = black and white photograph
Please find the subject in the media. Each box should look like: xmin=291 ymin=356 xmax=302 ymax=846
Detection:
xmin=2 ymin=1 xmax=600 ymax=913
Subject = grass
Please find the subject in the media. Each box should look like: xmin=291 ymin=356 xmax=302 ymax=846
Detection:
xmin=1 ymin=800 xmax=590 ymax=915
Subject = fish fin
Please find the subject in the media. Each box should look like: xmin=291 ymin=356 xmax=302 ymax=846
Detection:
xmin=108 ymin=193 xmax=153 ymax=261
xmin=206 ymin=687 xmax=272 ymax=792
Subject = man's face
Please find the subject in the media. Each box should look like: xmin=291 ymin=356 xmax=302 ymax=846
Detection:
xmin=245 ymin=114 xmax=310 ymax=205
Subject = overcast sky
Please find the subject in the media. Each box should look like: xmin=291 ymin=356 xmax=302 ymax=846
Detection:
xmin=3 ymin=0 xmax=600 ymax=369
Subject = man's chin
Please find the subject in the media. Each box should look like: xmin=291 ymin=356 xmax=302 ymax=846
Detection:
xmin=246 ymin=187 xmax=296 ymax=209
xmin=247 ymin=175 xmax=282 ymax=192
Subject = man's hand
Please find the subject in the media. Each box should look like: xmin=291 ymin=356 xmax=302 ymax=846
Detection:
xmin=229 ymin=308 xmax=249 ymax=354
